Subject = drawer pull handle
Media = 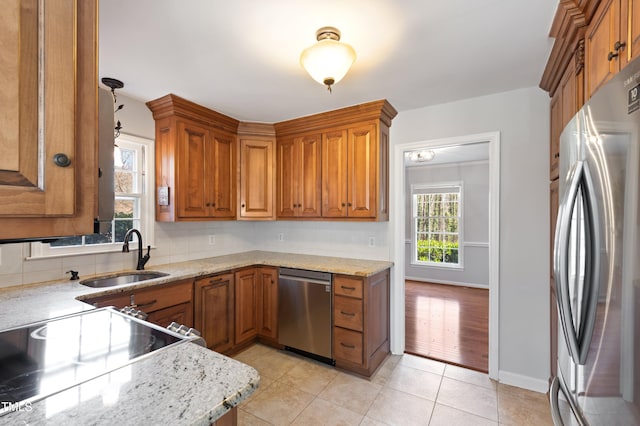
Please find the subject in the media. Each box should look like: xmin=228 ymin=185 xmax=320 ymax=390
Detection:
xmin=340 ymin=342 xmax=356 ymax=349
xmin=340 ymin=311 xmax=356 ymax=317
xmin=135 ymin=299 xmax=157 ymax=308
xmin=341 ymin=286 xmax=356 ymax=291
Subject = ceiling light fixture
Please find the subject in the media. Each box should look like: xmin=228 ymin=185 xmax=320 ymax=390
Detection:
xmin=409 ymin=150 xmax=436 ymax=162
xmin=300 ymin=27 xmax=356 ymax=93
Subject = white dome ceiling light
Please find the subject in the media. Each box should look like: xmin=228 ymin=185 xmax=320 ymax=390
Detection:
xmin=300 ymin=27 xmax=356 ymax=93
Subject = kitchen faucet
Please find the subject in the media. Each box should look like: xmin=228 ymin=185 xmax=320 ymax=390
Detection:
xmin=122 ymin=228 xmax=151 ymax=270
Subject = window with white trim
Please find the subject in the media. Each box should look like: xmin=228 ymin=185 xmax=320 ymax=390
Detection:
xmin=412 ymin=184 xmax=462 ymax=267
xmin=30 ymin=134 xmax=154 ymax=258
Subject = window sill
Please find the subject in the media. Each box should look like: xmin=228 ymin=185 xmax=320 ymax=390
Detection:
xmin=27 ymin=243 xmax=156 ymax=260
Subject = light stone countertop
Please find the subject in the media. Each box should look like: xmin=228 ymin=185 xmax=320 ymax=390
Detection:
xmin=0 ymin=250 xmax=391 ymax=425
xmin=1 ymin=341 xmax=260 ymax=426
xmin=0 ymin=250 xmax=393 ymax=331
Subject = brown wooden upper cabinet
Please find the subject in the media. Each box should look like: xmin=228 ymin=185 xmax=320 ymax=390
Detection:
xmin=586 ymin=0 xmax=623 ymax=98
xmin=146 ymin=94 xmax=239 ymax=222
xmin=275 ymin=100 xmax=397 ymax=221
xmin=276 ymin=134 xmax=322 ymax=218
xmin=238 ymin=123 xmax=276 ymax=220
xmin=0 ymin=0 xmax=97 ymax=240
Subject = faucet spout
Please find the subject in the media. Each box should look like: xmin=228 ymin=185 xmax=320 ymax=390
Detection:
xmin=122 ymin=228 xmax=150 ymax=270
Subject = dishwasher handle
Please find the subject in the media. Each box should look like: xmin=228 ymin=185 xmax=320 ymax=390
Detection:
xmin=279 ymin=274 xmax=331 ymax=286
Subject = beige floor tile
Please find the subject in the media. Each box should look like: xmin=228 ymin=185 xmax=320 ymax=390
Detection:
xmin=385 ymin=365 xmax=442 ymax=401
xmin=497 ymin=383 xmax=553 ymax=426
xmin=283 ymin=358 xmax=339 ymax=395
xmin=239 ymin=374 xmax=276 ymax=408
xmin=366 ymin=387 xmax=433 ymax=426
xmin=370 ymin=355 xmax=401 ymax=386
xmin=398 ymin=354 xmax=446 ymax=375
xmin=238 ymin=408 xmax=274 ymax=426
xmin=291 ymin=397 xmax=364 ymax=426
xmin=246 ymin=349 xmax=304 ymax=381
xmin=429 ymin=403 xmax=498 ymax=426
xmin=443 ymin=364 xmax=496 ymax=390
xmin=436 ymin=377 xmax=498 ymax=421
xmin=358 ymin=417 xmax=387 ymax=426
xmin=318 ymin=372 xmax=383 ymax=415
xmin=243 ymin=377 xmax=315 ymax=425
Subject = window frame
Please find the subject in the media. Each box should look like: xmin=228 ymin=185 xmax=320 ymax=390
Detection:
xmin=410 ymin=182 xmax=464 ymax=269
xmin=29 ymin=134 xmax=155 ymax=259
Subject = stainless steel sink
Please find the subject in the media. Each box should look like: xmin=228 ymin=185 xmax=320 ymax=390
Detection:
xmin=80 ymin=271 xmax=169 ymax=288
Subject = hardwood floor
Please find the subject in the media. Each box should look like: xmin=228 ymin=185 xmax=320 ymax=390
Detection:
xmin=405 ymin=280 xmax=489 ymax=372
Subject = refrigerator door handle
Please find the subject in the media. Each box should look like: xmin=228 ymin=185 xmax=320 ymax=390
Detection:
xmin=577 ymin=162 xmax=600 ymax=365
xmin=554 ymin=161 xmax=583 ymax=363
xmin=550 ymin=375 xmax=588 ymax=426
xmin=549 ymin=376 xmax=564 ymax=426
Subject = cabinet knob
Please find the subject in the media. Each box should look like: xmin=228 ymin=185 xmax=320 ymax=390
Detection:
xmin=53 ymin=153 xmax=71 ymax=167
xmin=341 ymin=203 xmax=346 ymax=207
xmin=608 ymin=41 xmax=627 ymax=61
xmin=241 ymin=204 xmax=245 ymax=208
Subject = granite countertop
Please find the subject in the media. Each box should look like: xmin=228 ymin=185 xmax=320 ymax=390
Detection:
xmin=0 ymin=250 xmax=393 ymax=331
xmin=0 ymin=250 xmax=391 ymax=425
xmin=1 ymin=342 xmax=259 ymax=425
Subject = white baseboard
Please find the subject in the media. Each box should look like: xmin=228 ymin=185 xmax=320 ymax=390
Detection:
xmin=499 ymin=370 xmax=549 ymax=393
xmin=404 ymin=276 xmax=489 ymax=289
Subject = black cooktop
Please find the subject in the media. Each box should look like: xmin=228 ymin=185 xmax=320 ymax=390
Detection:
xmin=0 ymin=308 xmax=184 ymax=415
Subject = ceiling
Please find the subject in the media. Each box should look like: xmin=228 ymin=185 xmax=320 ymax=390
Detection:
xmin=99 ymin=0 xmax=558 ymax=123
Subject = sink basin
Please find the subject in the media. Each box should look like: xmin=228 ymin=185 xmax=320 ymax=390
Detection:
xmin=80 ymin=271 xmax=169 ymax=288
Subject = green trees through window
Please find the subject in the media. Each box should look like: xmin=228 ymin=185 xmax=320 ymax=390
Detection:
xmin=414 ymin=188 xmax=460 ymax=265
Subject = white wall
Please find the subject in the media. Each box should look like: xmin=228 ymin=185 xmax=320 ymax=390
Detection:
xmin=405 ymin=161 xmax=490 ymax=287
xmin=391 ymin=86 xmax=550 ymax=391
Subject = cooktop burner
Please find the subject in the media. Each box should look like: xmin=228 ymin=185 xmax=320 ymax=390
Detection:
xmin=0 ymin=308 xmax=185 ymax=416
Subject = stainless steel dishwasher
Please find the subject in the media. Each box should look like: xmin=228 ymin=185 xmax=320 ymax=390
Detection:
xmin=278 ymin=268 xmax=333 ymax=363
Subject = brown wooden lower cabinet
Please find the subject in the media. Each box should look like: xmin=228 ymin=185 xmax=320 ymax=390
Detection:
xmin=257 ymin=267 xmax=279 ymax=343
xmin=195 ymin=273 xmax=235 ymax=353
xmin=213 ymin=407 xmax=237 ymax=426
xmin=333 ymin=269 xmax=390 ymax=377
xmin=234 ymin=268 xmax=259 ymax=346
xmin=83 ymin=279 xmax=193 ymax=328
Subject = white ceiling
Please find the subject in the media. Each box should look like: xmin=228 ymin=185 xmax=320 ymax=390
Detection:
xmin=99 ymin=0 xmax=558 ymax=123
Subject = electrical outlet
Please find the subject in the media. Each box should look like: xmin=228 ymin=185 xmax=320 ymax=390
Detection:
xmin=208 ymin=235 xmax=216 ymax=245
xmin=278 ymin=233 xmax=284 ymax=242
xmin=368 ymin=237 xmax=376 ymax=248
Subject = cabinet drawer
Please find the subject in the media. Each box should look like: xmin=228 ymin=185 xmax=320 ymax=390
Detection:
xmin=132 ymin=280 xmax=193 ymax=313
xmin=334 ymin=327 xmax=363 ymax=364
xmin=334 ymin=296 xmax=363 ymax=331
xmin=334 ymin=276 xmax=363 ymax=299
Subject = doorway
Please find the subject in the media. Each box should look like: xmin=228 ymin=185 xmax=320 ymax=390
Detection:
xmin=391 ymin=132 xmax=500 ymax=379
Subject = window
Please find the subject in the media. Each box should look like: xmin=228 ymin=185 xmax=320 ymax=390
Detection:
xmin=412 ymin=184 xmax=462 ymax=267
xmin=30 ymin=135 xmax=154 ymax=258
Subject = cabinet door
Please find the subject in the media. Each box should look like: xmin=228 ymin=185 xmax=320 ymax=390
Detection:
xmin=239 ymin=138 xmax=274 ymax=219
xmin=234 ymin=268 xmax=259 ymax=345
xmin=347 ymin=125 xmax=377 ymax=218
xmin=0 ymin=0 xmax=75 ymax=217
xmin=298 ymin=135 xmax=322 ymax=217
xmin=147 ymin=302 xmax=193 ymax=328
xmin=211 ymin=132 xmax=237 ymax=218
xmin=177 ymin=121 xmax=211 ymax=218
xmin=257 ymin=267 xmax=278 ymax=340
xmin=0 ymin=0 xmax=97 ymax=240
xmin=586 ymin=0 xmax=621 ymax=98
xmin=276 ymin=137 xmax=298 ymax=217
xmin=622 ymin=0 xmax=640 ymax=66
xmin=322 ymin=130 xmax=348 ymax=217
xmin=195 ymin=273 xmax=234 ymax=353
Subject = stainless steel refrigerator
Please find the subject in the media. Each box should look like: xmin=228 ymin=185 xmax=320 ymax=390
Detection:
xmin=550 ymin=58 xmax=640 ymax=424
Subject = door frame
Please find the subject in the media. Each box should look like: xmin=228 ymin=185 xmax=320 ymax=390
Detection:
xmin=391 ymin=131 xmax=500 ymax=380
